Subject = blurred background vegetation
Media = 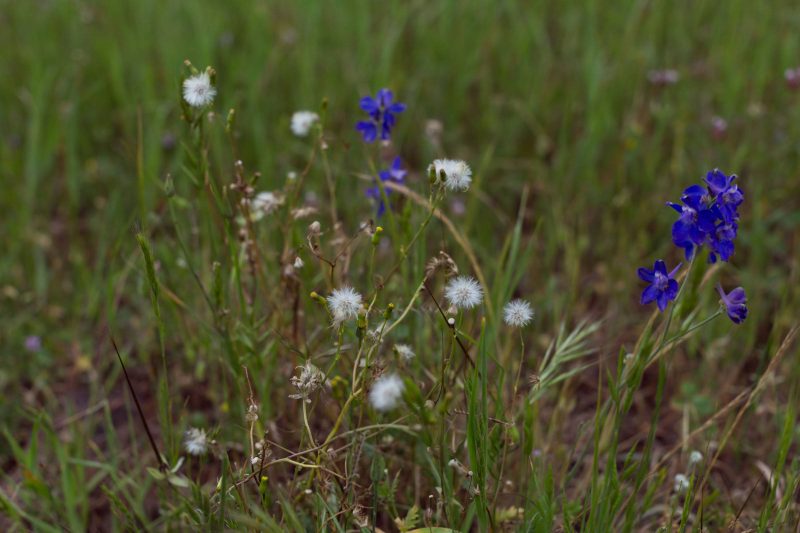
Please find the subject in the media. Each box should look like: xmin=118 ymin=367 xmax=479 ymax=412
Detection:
xmin=2 ymin=0 xmax=800 ymax=529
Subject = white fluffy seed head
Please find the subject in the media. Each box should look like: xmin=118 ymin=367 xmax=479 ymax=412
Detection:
xmin=394 ymin=344 xmax=415 ymax=361
xmin=327 ymin=286 xmax=362 ymax=325
xmin=689 ymin=450 xmax=703 ymax=466
xmin=428 ymin=159 xmax=472 ymax=192
xmin=250 ymin=191 xmax=284 ymax=221
xmin=291 ymin=110 xmax=319 ymax=137
xmin=503 ymin=299 xmax=534 ymax=327
xmin=184 ymin=427 xmax=209 ymax=456
xmin=182 ymin=72 xmax=216 ymax=108
xmin=444 ymin=276 xmax=483 ymax=309
xmin=369 ymin=373 xmax=405 ymax=412
xmin=673 ymin=474 xmax=690 ymax=494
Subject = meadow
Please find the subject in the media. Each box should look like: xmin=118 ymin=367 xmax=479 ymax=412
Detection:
xmin=2 ymin=0 xmax=800 ymax=531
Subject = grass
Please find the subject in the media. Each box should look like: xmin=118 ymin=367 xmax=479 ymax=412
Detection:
xmin=1 ymin=0 xmax=800 ymax=530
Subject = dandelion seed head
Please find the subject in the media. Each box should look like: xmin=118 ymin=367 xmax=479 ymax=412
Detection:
xmin=394 ymin=344 xmax=415 ymax=361
xmin=673 ymin=473 xmax=690 ymax=494
xmin=503 ymin=299 xmax=534 ymax=327
xmin=182 ymin=72 xmax=216 ymax=108
xmin=444 ymin=276 xmax=483 ymax=309
xmin=327 ymin=286 xmax=362 ymax=325
xmin=250 ymin=191 xmax=284 ymax=221
xmin=689 ymin=450 xmax=703 ymax=466
xmin=184 ymin=427 xmax=209 ymax=456
xmin=369 ymin=373 xmax=404 ymax=412
xmin=428 ymin=159 xmax=472 ymax=192
xmin=290 ymin=110 xmax=319 ymax=137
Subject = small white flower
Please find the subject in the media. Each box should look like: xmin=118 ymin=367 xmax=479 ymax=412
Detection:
xmin=182 ymin=72 xmax=216 ymax=108
xmin=369 ymin=373 xmax=405 ymax=412
xmin=444 ymin=276 xmax=483 ymax=309
xmin=291 ymin=111 xmax=319 ymax=137
xmin=689 ymin=450 xmax=703 ymax=467
xmin=673 ymin=473 xmax=690 ymax=494
xmin=184 ymin=427 xmax=209 ymax=456
xmin=394 ymin=344 xmax=415 ymax=361
xmin=293 ymin=256 xmax=304 ymax=269
xmin=327 ymin=286 xmax=362 ymax=325
xmin=503 ymin=299 xmax=534 ymax=327
xmin=428 ymin=159 xmax=472 ymax=191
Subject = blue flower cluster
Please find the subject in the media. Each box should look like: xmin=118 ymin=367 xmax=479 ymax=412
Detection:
xmin=638 ymin=168 xmax=747 ymax=323
xmin=366 ymin=157 xmax=407 ymax=216
xmin=356 ymin=89 xmax=406 ymax=143
xmin=668 ymin=169 xmax=744 ymax=263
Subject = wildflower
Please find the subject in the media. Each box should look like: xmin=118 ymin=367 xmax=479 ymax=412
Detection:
xmin=369 ymin=373 xmax=405 ymax=411
xmin=327 ymin=286 xmax=362 ymax=325
xmin=704 ymin=169 xmax=743 ymax=224
xmin=394 ymin=344 xmax=415 ymax=361
xmin=293 ymin=256 xmax=304 ymax=269
xmin=182 ymin=71 xmax=216 ymax=108
xmin=365 ymin=156 xmax=407 ymax=216
xmin=668 ymin=185 xmax=717 ymax=260
xmin=444 ymin=276 xmax=483 ymax=309
xmin=717 ymin=285 xmax=747 ymax=324
xmin=24 ymin=335 xmax=42 ymax=352
xmin=503 ymin=299 xmax=534 ymax=327
xmin=289 ymin=361 xmax=326 ymax=403
xmin=184 ymin=428 xmax=209 ymax=456
xmin=710 ymin=116 xmax=727 ymax=139
xmin=355 ymin=88 xmax=406 ymax=143
xmin=428 ymin=159 xmax=472 ymax=191
xmin=673 ymin=473 xmax=690 ymax=494
xmin=637 ymin=259 xmax=681 ymax=312
xmin=689 ymin=450 xmax=703 ymax=467
xmin=667 ymin=169 xmax=744 ymax=262
xmin=290 ymin=110 xmax=319 ymax=137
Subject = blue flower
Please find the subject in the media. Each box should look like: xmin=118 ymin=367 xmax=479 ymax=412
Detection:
xmin=668 ymin=185 xmax=717 ymax=260
xmin=707 ymin=221 xmax=738 ymax=263
xmin=717 ymin=285 xmax=747 ymax=324
xmin=356 ymin=89 xmax=406 ymax=143
xmin=668 ymin=169 xmax=744 ymax=262
xmin=638 ymin=259 xmax=681 ymax=312
xmin=366 ymin=157 xmax=407 ymax=216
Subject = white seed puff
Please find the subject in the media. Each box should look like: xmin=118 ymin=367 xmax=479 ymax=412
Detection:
xmin=182 ymin=72 xmax=216 ymax=108
xmin=184 ymin=427 xmax=209 ymax=456
xmin=444 ymin=276 xmax=483 ymax=309
xmin=503 ymin=299 xmax=534 ymax=327
xmin=369 ymin=373 xmax=405 ymax=411
xmin=291 ymin=110 xmax=319 ymax=137
xmin=327 ymin=286 xmax=362 ymax=325
xmin=428 ymin=159 xmax=472 ymax=191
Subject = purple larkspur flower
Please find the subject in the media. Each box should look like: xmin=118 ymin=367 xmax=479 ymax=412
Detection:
xmin=355 ymin=89 xmax=406 ymax=143
xmin=638 ymin=259 xmax=681 ymax=312
xmin=668 ymin=185 xmax=717 ymax=260
xmin=668 ymin=169 xmax=744 ymax=262
xmin=366 ymin=157 xmax=406 ymax=216
xmin=717 ymin=285 xmax=747 ymax=324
